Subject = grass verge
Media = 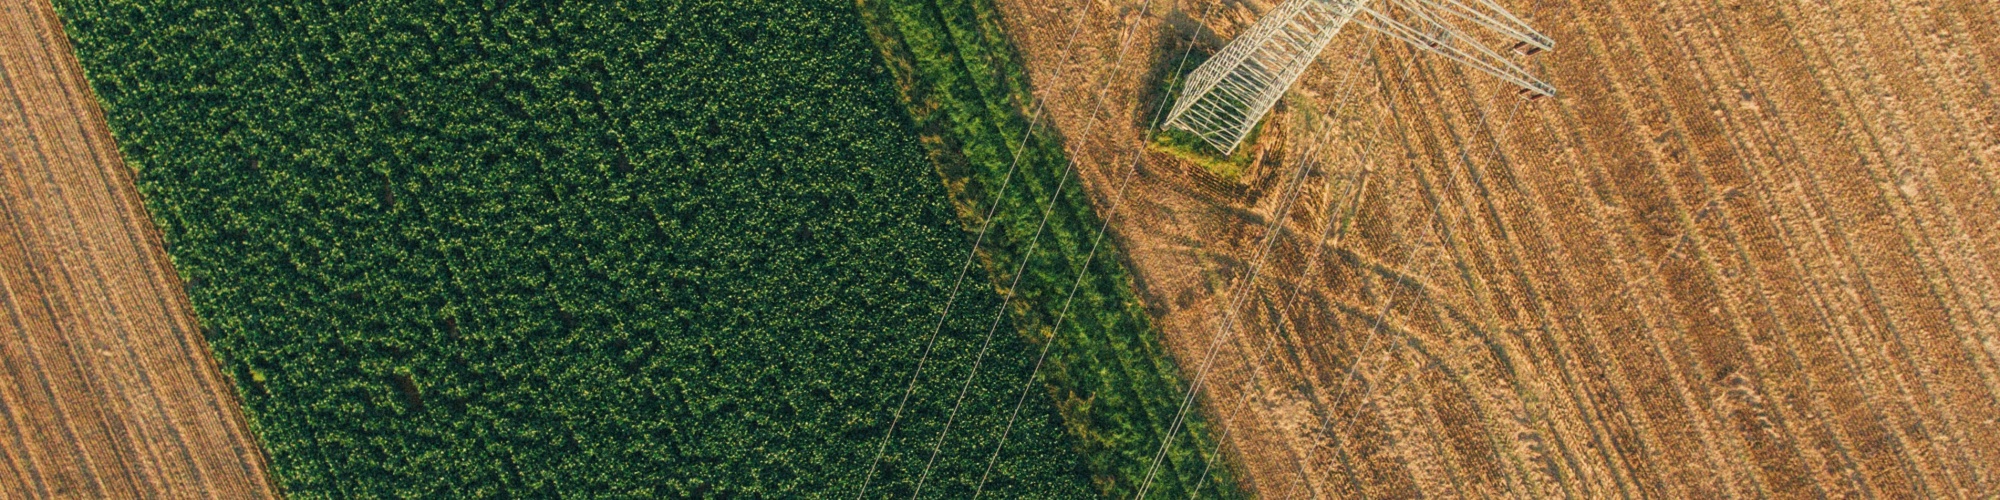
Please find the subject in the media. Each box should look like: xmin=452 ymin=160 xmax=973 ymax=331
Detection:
xmin=856 ymin=0 xmax=1248 ymax=497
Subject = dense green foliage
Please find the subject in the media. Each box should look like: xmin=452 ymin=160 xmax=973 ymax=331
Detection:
xmin=857 ymin=0 xmax=1246 ymax=497
xmin=57 ymin=0 xmax=1099 ymax=496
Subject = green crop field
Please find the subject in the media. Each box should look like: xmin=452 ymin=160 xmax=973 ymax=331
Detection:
xmin=55 ymin=0 xmax=1100 ymax=496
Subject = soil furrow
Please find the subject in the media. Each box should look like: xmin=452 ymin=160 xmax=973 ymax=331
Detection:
xmin=1491 ymin=103 xmax=1670 ymax=500
xmin=1768 ymin=0 xmax=2000 ymax=491
xmin=1669 ymin=0 xmax=1950 ymax=493
xmin=1439 ymin=64 xmax=1650 ymax=498
xmin=1636 ymin=0 xmax=1913 ymax=495
xmin=1690 ymin=0 xmax=1972 ymax=493
xmin=1533 ymin=3 xmax=1774 ymax=493
xmin=1882 ymin=0 xmax=2000 ymax=287
xmin=1812 ymin=0 xmax=2000 ymax=390
xmin=1364 ymin=50 xmax=1537 ymax=498
xmin=1590 ymin=0 xmax=1883 ymax=495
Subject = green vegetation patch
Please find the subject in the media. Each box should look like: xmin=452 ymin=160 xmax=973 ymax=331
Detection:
xmin=57 ymin=0 xmax=1098 ymax=496
xmin=857 ymin=0 xmax=1247 ymax=497
xmin=1148 ymin=128 xmax=1258 ymax=182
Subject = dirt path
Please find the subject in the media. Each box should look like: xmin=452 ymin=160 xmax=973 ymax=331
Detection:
xmin=989 ymin=0 xmax=2000 ymax=497
xmin=0 ymin=0 xmax=275 ymax=497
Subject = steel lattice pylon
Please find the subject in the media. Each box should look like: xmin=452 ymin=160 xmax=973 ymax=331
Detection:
xmin=1164 ymin=0 xmax=1555 ymax=155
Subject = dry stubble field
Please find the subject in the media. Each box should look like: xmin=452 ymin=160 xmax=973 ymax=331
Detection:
xmin=0 ymin=0 xmax=274 ymax=497
xmin=991 ymin=0 xmax=2000 ymax=497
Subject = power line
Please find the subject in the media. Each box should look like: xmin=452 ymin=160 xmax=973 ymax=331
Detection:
xmin=1152 ymin=0 xmax=1552 ymax=486
xmin=869 ymin=0 xmax=1555 ymax=494
xmin=1133 ymin=29 xmax=1385 ymax=500
xmin=905 ymin=0 xmax=1178 ymax=495
xmin=1135 ymin=91 xmax=1333 ymax=500
xmin=1181 ymin=132 xmax=1356 ymax=500
xmin=1184 ymin=39 xmax=1387 ymax=497
xmin=856 ymin=1 xmax=1107 ymax=496
xmin=967 ymin=3 xmax=1220 ymax=496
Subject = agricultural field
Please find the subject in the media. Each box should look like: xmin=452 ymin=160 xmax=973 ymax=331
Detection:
xmin=0 ymin=0 xmax=274 ymax=496
xmin=14 ymin=0 xmax=1998 ymax=495
xmin=989 ymin=0 xmax=2000 ymax=497
xmin=43 ymin=0 xmax=1121 ymax=496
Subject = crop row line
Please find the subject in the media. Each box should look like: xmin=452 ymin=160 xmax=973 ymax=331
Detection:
xmin=1571 ymin=0 xmax=1837 ymax=494
xmin=1608 ymin=0 xmax=1888 ymax=492
xmin=1655 ymin=0 xmax=1944 ymax=493
xmin=1737 ymin=0 xmax=1995 ymax=490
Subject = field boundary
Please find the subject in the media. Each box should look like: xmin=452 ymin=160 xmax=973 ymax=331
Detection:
xmin=854 ymin=0 xmax=1246 ymax=496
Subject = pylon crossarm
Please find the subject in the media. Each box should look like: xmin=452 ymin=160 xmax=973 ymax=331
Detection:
xmin=1420 ymin=0 xmax=1552 ymax=51
xmin=1164 ymin=0 xmax=1553 ymax=155
xmin=1478 ymin=0 xmax=1554 ymax=48
xmin=1353 ymin=3 xmax=1556 ymax=97
xmin=1169 ymin=0 xmax=1315 ymax=127
xmin=1164 ymin=0 xmax=1363 ymax=155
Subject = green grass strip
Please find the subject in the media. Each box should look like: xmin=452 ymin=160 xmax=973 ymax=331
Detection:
xmin=855 ymin=0 xmax=1248 ymax=497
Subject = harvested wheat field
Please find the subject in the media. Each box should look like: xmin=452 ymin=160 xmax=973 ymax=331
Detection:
xmin=0 ymin=0 xmax=275 ymax=497
xmin=992 ymin=0 xmax=2000 ymax=497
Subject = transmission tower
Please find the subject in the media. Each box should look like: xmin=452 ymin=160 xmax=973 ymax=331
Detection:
xmin=1165 ymin=0 xmax=1555 ymax=155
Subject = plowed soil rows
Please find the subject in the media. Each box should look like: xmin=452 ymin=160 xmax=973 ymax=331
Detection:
xmin=989 ymin=0 xmax=2000 ymax=496
xmin=0 ymin=0 xmax=274 ymax=497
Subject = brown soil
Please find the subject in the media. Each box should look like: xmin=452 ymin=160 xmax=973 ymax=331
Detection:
xmin=991 ymin=0 xmax=2000 ymax=497
xmin=0 ymin=0 xmax=276 ymax=497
